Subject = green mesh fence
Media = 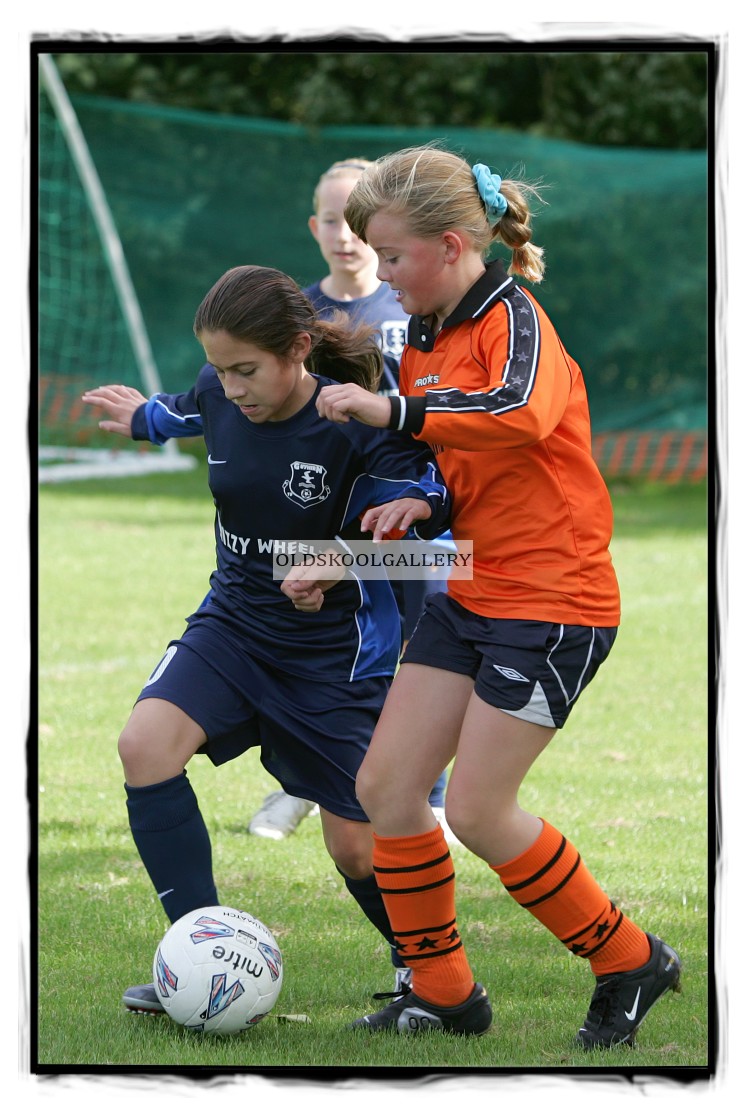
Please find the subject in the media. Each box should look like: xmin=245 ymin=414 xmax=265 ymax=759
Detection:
xmin=38 ymin=87 xmax=709 ymax=477
xmin=38 ymin=84 xmax=147 ymax=452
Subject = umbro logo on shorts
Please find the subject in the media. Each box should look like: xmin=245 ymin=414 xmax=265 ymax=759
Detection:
xmin=492 ymin=664 xmax=530 ymax=682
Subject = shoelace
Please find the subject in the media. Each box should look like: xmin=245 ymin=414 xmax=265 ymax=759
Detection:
xmin=585 ymin=979 xmax=620 ymax=1024
xmin=372 ymin=982 xmax=412 ymax=1002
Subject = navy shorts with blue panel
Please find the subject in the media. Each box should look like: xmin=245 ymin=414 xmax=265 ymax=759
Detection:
xmin=137 ymin=621 xmax=390 ymax=821
xmin=401 ymin=593 xmax=616 ymax=728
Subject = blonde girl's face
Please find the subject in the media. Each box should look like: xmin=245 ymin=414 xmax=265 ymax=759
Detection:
xmin=308 ymin=175 xmax=378 ymax=278
xmin=366 ymin=210 xmax=454 ymax=322
xmin=200 ymin=329 xmax=314 ymax=424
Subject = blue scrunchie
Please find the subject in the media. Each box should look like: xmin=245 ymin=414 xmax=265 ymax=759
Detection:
xmin=472 ymin=163 xmax=508 ymax=223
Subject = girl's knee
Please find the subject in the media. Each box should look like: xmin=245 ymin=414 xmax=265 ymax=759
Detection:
xmin=118 ymin=721 xmax=145 ymax=767
xmin=443 ymin=788 xmax=538 ymax=863
xmin=326 ymin=832 xmax=373 ymax=879
xmin=117 ymin=719 xmax=187 ymax=786
xmin=442 ymin=790 xmax=497 ymax=852
xmin=117 ymin=722 xmax=155 ymax=783
xmin=322 ymin=820 xmax=374 ymax=880
xmin=333 ymin=848 xmax=374 ymax=880
xmin=117 ymin=700 xmax=201 ymax=786
xmin=355 ymin=764 xmax=392 ymax=818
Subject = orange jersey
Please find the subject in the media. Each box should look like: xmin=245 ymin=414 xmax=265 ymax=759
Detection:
xmin=389 ymin=261 xmax=621 ymax=626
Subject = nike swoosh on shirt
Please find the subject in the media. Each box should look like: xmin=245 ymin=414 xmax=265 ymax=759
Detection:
xmin=624 ymin=986 xmax=642 ymax=1020
xmin=157 ymin=888 xmax=175 ymax=900
xmin=207 ymin=455 xmax=227 ymax=464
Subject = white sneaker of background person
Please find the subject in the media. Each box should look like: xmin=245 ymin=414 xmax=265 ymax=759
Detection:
xmin=248 ymin=788 xmax=462 ymax=846
xmin=248 ymin=789 xmax=320 ymax=840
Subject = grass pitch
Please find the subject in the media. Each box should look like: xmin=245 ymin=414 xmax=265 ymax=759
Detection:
xmin=33 ymin=470 xmax=712 ymax=1082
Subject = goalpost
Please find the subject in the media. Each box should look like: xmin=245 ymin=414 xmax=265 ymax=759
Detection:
xmin=37 ymin=54 xmax=196 ymax=483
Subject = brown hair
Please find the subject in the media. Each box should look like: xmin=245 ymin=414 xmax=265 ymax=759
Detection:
xmin=193 ymin=265 xmax=382 ymax=390
xmin=344 ymin=144 xmax=545 ymax=283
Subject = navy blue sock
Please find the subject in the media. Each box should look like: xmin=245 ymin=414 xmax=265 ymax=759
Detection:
xmin=336 ymin=867 xmax=405 ymax=969
xmin=125 ymin=770 xmax=219 ymax=923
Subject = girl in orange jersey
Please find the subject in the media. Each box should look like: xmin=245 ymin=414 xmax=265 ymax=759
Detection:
xmin=314 ymin=144 xmax=681 ymax=1047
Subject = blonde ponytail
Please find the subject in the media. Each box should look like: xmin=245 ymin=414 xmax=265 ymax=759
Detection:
xmin=494 ymin=178 xmax=546 ymax=282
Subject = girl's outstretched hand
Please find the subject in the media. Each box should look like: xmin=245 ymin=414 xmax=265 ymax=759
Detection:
xmin=316 ymin=383 xmax=391 ymax=428
xmin=81 ymin=384 xmax=148 ymax=438
xmin=361 ymin=497 xmax=433 ymax=542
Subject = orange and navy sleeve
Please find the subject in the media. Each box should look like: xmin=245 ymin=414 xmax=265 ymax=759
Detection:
xmin=389 ymin=287 xmax=577 ymax=452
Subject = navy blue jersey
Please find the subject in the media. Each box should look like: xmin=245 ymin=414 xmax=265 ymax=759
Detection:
xmin=131 ymin=369 xmax=449 ymax=682
xmin=303 ymin=280 xmax=408 ymax=395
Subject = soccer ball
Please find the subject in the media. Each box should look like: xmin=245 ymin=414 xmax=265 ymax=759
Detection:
xmin=152 ymin=905 xmax=283 ymax=1035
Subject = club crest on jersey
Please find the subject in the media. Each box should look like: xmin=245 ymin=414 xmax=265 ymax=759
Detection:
xmin=380 ymin=320 xmax=407 ymax=360
xmin=283 ymin=461 xmax=331 ymax=508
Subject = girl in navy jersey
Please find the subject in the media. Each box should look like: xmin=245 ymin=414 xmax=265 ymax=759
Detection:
xmin=82 ymin=264 xmax=450 ymax=1015
xmin=99 ymin=156 xmax=453 ymax=844
xmin=314 ymin=144 xmax=681 ymax=1048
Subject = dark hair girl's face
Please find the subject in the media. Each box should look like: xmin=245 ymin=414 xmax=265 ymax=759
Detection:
xmin=199 ymin=329 xmax=315 ymax=424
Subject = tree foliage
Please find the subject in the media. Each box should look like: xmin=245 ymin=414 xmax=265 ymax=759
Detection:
xmin=53 ymin=47 xmax=709 ymax=149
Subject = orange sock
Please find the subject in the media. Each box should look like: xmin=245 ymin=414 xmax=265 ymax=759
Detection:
xmin=373 ymin=826 xmax=475 ymax=1006
xmin=491 ymin=819 xmax=650 ymax=976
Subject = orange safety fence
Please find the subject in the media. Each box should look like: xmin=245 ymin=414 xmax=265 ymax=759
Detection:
xmin=592 ymin=430 xmax=708 ymax=483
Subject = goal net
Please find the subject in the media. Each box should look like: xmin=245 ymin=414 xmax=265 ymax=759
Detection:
xmin=37 ymin=55 xmax=196 ymax=483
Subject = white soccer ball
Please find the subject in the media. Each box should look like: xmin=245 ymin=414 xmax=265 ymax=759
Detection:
xmin=152 ymin=905 xmax=283 ymax=1035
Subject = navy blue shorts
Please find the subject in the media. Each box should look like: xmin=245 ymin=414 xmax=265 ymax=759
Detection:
xmin=137 ymin=622 xmax=390 ymax=821
xmin=400 ymin=593 xmax=616 ymax=728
